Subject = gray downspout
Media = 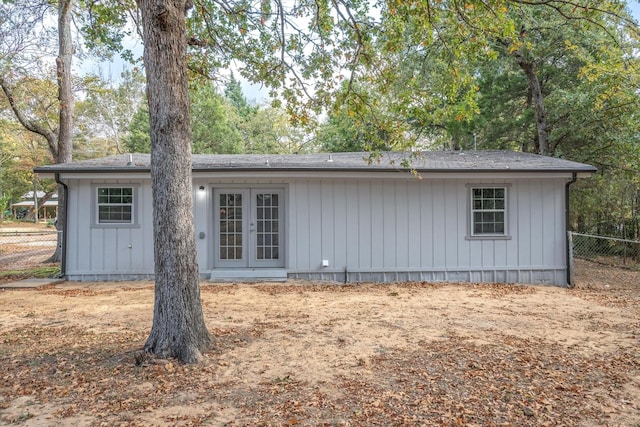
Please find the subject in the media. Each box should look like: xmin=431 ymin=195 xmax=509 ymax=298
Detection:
xmin=54 ymin=173 xmax=68 ymax=278
xmin=565 ymin=172 xmax=577 ymax=287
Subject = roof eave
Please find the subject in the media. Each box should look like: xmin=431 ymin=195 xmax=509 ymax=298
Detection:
xmin=34 ymin=166 xmax=597 ymax=175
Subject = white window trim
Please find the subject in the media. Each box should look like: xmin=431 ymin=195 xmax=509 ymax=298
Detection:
xmin=466 ymin=184 xmax=511 ymax=240
xmin=92 ymin=184 xmax=140 ymax=228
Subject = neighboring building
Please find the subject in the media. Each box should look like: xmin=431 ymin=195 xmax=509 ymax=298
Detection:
xmin=10 ymin=191 xmax=58 ymax=220
xmin=34 ymin=150 xmax=596 ymax=285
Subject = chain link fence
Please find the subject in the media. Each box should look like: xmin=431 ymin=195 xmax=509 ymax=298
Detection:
xmin=0 ymin=230 xmax=59 ymax=271
xmin=570 ymin=232 xmax=640 ymax=271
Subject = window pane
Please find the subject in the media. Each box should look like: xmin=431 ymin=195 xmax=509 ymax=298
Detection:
xmin=471 ymin=187 xmax=506 ymax=235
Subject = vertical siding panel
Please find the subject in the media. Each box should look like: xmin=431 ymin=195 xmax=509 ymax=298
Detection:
xmin=469 ymin=240 xmax=482 ymax=267
xmin=529 ymin=180 xmax=544 ymax=265
xmin=333 ymin=181 xmax=347 ymax=270
xmin=506 ymin=180 xmax=519 ymax=268
xmin=494 ymin=239 xmax=507 ymax=268
xmin=420 ymin=181 xmax=433 ymax=267
xmin=141 ymin=180 xmax=154 ymax=272
xmin=71 ymin=181 xmax=88 ymax=274
xmin=457 ymin=182 xmax=470 ymax=268
xmin=517 ymin=180 xmax=531 ymax=266
xmin=444 ymin=181 xmax=458 ymax=267
xmin=542 ymin=180 xmax=554 ymax=267
xmin=358 ymin=180 xmax=372 ymax=270
xmin=481 ymin=240 xmax=494 ymax=268
xmin=321 ymin=181 xmax=334 ymax=267
xmin=432 ymin=180 xmax=446 ymax=268
xmin=395 ymin=181 xmax=409 ymax=269
xmin=287 ymin=182 xmax=297 ymax=270
xmin=407 ymin=182 xmax=422 ymax=268
xmin=544 ymin=180 xmax=563 ymax=267
xmin=307 ymin=181 xmax=322 ymax=269
xmin=383 ymin=181 xmax=396 ymax=268
xmin=555 ymin=180 xmax=566 ymax=267
xmin=345 ymin=180 xmax=359 ymax=269
xmin=90 ymin=231 xmax=105 ymax=272
xmin=116 ymin=228 xmax=132 ymax=271
xmin=370 ymin=181 xmax=384 ymax=269
xmin=102 ymin=229 xmax=117 ymax=272
xmin=301 ymin=181 xmax=315 ymax=270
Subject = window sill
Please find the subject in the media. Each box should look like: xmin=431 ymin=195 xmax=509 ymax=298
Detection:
xmin=465 ymin=235 xmax=512 ymax=241
xmin=91 ymin=223 xmax=140 ymax=229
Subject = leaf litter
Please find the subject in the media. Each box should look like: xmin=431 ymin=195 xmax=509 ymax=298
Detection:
xmin=0 ymin=259 xmax=638 ymax=426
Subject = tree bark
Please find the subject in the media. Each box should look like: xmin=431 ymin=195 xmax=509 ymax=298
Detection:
xmin=512 ymin=51 xmax=549 ymax=156
xmin=140 ymin=0 xmax=211 ymax=363
xmin=47 ymin=0 xmax=75 ymax=264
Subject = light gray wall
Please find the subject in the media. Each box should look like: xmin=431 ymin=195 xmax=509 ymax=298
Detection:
xmin=286 ymin=176 xmax=567 ymax=285
xmin=64 ymin=174 xmax=568 ymax=284
xmin=65 ymin=178 xmax=154 ymax=280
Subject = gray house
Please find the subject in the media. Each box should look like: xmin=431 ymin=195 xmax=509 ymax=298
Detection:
xmin=35 ymin=150 xmax=596 ymax=285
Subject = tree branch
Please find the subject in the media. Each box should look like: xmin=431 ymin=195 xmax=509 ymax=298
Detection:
xmin=0 ymin=76 xmax=59 ymax=159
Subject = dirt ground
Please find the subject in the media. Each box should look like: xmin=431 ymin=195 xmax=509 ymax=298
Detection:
xmin=1 ymin=261 xmax=639 ymax=426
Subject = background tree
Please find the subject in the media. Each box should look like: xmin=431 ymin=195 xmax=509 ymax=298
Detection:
xmin=75 ymin=70 xmax=146 ymax=157
xmin=190 ymin=81 xmax=244 ymax=153
xmin=0 ymin=0 xmax=74 ymax=261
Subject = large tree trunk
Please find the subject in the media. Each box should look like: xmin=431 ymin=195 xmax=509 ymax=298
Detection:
xmin=513 ymin=52 xmax=549 ymax=156
xmin=48 ymin=0 xmax=74 ymax=264
xmin=140 ymin=0 xmax=211 ymax=363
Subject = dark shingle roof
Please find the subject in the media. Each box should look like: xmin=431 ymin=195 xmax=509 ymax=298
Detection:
xmin=34 ymin=150 xmax=597 ymax=174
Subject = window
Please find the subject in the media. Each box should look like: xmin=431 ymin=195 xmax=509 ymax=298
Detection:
xmin=471 ymin=187 xmax=506 ymax=236
xmin=97 ymin=187 xmax=134 ymax=224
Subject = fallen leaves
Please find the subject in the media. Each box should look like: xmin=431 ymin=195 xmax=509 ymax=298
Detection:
xmin=1 ymin=273 xmax=639 ymax=426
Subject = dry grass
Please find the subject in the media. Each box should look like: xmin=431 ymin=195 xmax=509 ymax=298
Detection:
xmin=0 ymin=261 xmax=639 ymax=426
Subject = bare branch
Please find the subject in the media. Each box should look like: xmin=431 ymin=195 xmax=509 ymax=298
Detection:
xmin=0 ymin=76 xmax=59 ymax=159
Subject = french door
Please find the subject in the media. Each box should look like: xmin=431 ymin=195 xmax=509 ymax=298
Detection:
xmin=214 ymin=188 xmax=284 ymax=268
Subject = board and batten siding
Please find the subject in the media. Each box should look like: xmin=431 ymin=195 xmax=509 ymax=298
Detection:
xmin=65 ymin=178 xmax=155 ymax=281
xmin=64 ymin=174 xmax=568 ymax=285
xmin=286 ymin=176 xmax=567 ymax=285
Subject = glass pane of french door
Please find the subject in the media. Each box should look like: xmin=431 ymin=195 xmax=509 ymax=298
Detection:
xmin=218 ymin=192 xmax=243 ymax=260
xmin=214 ymin=188 xmax=284 ymax=268
xmin=255 ymin=193 xmax=280 ymax=261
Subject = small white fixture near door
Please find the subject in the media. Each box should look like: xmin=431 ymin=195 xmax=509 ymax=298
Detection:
xmin=322 ymin=259 xmax=329 ymax=267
